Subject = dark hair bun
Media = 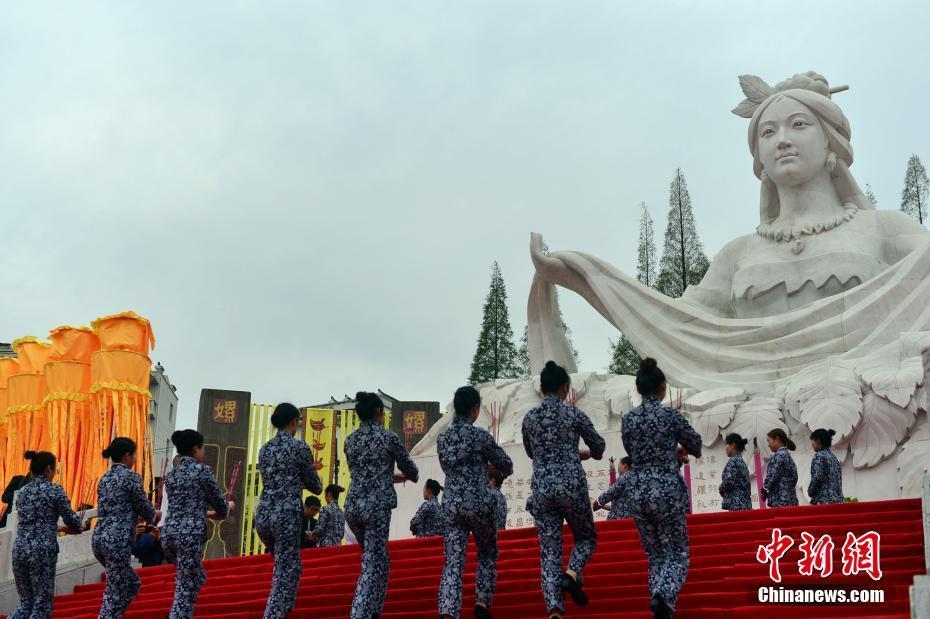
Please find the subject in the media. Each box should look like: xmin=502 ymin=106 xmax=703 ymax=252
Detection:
xmin=829 ymin=429 xmax=836 ymax=436
xmin=635 ymin=357 xmax=666 ymax=397
xmin=101 ymin=448 xmax=111 ymax=458
xmin=540 ymin=360 xmax=570 ymax=394
xmin=23 ymin=451 xmax=37 ymax=460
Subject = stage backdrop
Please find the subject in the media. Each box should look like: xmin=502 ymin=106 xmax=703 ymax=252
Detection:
xmin=197 ymin=388 xmax=251 ymax=559
xmin=389 ymin=429 xmax=903 ymax=540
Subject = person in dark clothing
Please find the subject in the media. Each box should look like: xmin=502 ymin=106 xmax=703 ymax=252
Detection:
xmin=132 ymin=523 xmax=165 ymax=567
xmin=301 ymin=496 xmax=321 ymax=549
xmin=1 ymin=475 xmax=27 ymax=528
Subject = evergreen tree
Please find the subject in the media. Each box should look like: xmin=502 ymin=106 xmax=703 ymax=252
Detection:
xmin=657 ymin=168 xmax=710 ymax=298
xmin=865 ymin=183 xmax=878 ymax=206
xmin=636 ymin=202 xmax=657 ymax=287
xmin=469 ymin=262 xmax=521 ymax=384
xmin=607 ymin=202 xmax=658 ymax=374
xmin=901 ymin=154 xmax=929 ymax=225
xmin=608 ymin=335 xmax=640 ymax=376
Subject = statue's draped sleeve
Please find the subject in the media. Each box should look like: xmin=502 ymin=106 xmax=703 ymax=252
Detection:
xmin=527 ymin=238 xmax=930 ymax=393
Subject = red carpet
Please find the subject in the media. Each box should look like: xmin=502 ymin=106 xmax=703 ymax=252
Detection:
xmin=22 ymin=499 xmax=928 ymax=618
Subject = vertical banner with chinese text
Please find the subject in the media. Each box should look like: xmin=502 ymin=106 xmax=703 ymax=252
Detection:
xmin=197 ymin=388 xmax=251 ymax=559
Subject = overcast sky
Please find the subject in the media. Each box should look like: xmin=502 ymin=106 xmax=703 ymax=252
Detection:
xmin=2 ymin=2 xmax=929 ymax=430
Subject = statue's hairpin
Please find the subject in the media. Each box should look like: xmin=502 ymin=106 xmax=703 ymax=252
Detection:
xmin=732 ymin=71 xmax=848 ymax=118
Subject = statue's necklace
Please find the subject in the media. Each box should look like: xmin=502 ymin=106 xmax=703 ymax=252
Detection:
xmin=755 ymin=204 xmax=858 ymax=255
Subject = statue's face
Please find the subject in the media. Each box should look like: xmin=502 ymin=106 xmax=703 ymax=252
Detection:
xmin=757 ymin=96 xmax=829 ymax=187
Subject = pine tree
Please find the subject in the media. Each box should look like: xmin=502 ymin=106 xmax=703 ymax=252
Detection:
xmin=657 ymin=168 xmax=710 ymax=298
xmin=901 ymin=154 xmax=929 ymax=225
xmin=607 ymin=202 xmax=658 ymax=374
xmin=865 ymin=184 xmax=878 ymax=206
xmin=636 ymin=202 xmax=657 ymax=287
xmin=608 ymin=335 xmax=640 ymax=375
xmin=469 ymin=262 xmax=521 ymax=384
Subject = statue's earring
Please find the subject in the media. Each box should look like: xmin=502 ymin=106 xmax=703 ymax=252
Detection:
xmin=826 ymin=151 xmax=837 ymax=173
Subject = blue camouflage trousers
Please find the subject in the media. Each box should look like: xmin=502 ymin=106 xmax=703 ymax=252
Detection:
xmin=628 ymin=472 xmax=691 ymax=611
xmin=163 ymin=533 xmax=206 ymax=619
xmin=438 ymin=509 xmax=498 ymax=618
xmin=10 ymin=544 xmax=57 ymax=619
xmin=256 ymin=509 xmax=304 ymax=619
xmin=93 ymin=539 xmax=140 ymax=619
xmin=529 ymin=489 xmax=597 ymax=613
xmin=345 ymin=507 xmax=392 ymax=619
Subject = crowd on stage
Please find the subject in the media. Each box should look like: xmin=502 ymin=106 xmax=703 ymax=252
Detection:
xmin=3 ymin=358 xmax=845 ymax=619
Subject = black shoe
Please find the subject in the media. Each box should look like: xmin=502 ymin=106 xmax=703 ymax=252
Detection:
xmin=560 ymin=572 xmax=588 ymax=607
xmin=650 ymin=596 xmax=672 ymax=619
xmin=474 ymin=605 xmax=492 ymax=619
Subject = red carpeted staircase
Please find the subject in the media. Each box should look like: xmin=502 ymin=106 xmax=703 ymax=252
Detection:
xmin=30 ymin=499 xmax=927 ymax=618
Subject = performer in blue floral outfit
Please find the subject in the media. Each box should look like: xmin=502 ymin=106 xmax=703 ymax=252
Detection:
xmin=93 ymin=437 xmax=158 ymax=619
xmin=719 ymin=433 xmax=752 ymax=511
xmin=344 ymin=391 xmax=419 ymax=619
xmin=311 ymin=484 xmax=346 ymax=547
xmin=438 ymin=386 xmax=514 ymax=619
xmin=594 ymin=456 xmax=633 ymax=520
xmin=162 ymin=429 xmax=232 ymax=619
xmin=410 ymin=479 xmax=445 ymax=538
xmin=9 ymin=451 xmax=83 ymax=619
xmin=807 ymin=428 xmax=843 ymax=504
xmin=255 ymin=403 xmax=323 ymax=619
xmin=522 ymin=361 xmax=606 ymax=619
xmin=622 ymin=358 xmax=703 ymax=619
xmin=488 ymin=468 xmax=507 ymax=531
xmin=762 ymin=428 xmax=799 ymax=508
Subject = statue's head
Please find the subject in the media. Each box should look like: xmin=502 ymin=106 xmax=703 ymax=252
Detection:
xmin=733 ymin=71 xmax=871 ymax=224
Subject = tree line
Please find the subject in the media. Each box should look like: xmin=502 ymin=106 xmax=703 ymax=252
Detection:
xmin=469 ymin=154 xmax=930 ymax=383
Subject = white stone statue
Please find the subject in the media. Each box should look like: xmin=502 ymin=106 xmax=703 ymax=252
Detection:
xmin=413 ymin=71 xmax=930 ymax=503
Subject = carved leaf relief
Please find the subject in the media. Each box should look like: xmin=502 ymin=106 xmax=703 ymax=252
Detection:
xmin=785 ymin=358 xmax=862 ymax=441
xmin=849 ymin=389 xmax=917 ymax=469
xmin=725 ymin=397 xmax=787 ymax=455
xmin=855 ymin=354 xmax=923 ymax=408
xmin=738 ymin=74 xmax=775 ymax=103
xmin=731 ymin=99 xmax=757 ymax=118
xmin=896 ymin=414 xmax=930 ymax=496
xmin=692 ymin=402 xmax=737 ymax=447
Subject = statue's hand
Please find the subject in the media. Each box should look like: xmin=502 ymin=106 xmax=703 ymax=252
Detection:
xmin=530 ymin=232 xmax=565 ymax=282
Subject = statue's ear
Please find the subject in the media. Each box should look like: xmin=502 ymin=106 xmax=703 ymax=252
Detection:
xmin=760 ymin=172 xmax=779 ymax=224
xmin=831 ymin=158 xmax=873 ymax=210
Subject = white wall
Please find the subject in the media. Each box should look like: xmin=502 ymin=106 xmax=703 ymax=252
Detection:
xmin=389 ymin=430 xmax=912 ymax=540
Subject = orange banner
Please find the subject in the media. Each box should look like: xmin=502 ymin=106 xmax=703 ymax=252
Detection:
xmin=45 ymin=326 xmax=101 ymax=507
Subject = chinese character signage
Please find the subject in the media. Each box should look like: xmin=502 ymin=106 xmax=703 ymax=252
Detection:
xmin=212 ymin=399 xmax=239 ymax=424
xmin=404 ymin=411 xmax=427 ymax=434
xmin=392 ymin=401 xmax=440 ymax=451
